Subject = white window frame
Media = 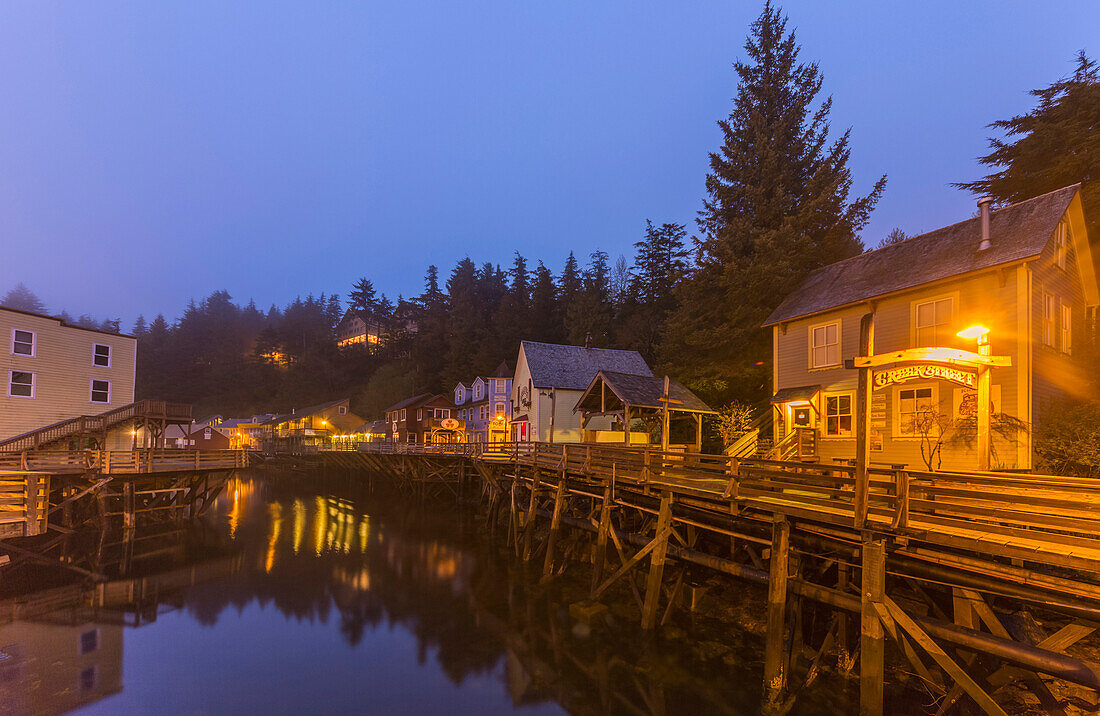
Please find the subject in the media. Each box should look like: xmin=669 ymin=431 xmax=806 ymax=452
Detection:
xmin=1055 ymin=221 xmax=1068 ymax=270
xmin=1042 ymin=292 xmax=1056 ymax=347
xmin=1061 ymin=302 xmax=1072 ymax=354
xmin=92 ymin=343 xmax=111 ymax=368
xmin=494 ymin=402 xmax=506 ymax=416
xmin=494 ymin=379 xmax=505 ymax=392
xmin=90 ymin=379 xmax=111 ymax=404
xmin=400 ymin=409 xmax=406 ymax=421
xmin=8 ymin=370 xmax=35 ymax=398
xmin=474 ymin=383 xmax=482 ymax=399
xmin=10 ymin=328 xmax=36 ymax=357
xmin=892 ymin=384 xmax=939 ymax=439
xmin=822 ymin=392 xmax=854 ymax=438
xmin=417 ymin=408 xmax=423 ymax=421
xmin=912 ymin=294 xmax=955 ymax=347
xmin=808 ymin=320 xmax=841 ymax=369
xmin=338 ymin=405 xmax=347 ymax=415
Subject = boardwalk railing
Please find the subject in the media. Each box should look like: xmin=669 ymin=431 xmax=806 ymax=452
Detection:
xmin=356 ymin=440 xmax=1100 ymax=575
xmin=0 ymin=449 xmax=246 ymax=475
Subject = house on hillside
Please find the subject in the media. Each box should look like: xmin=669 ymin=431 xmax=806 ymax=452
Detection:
xmin=764 ymin=185 xmax=1097 ymax=471
xmin=335 ymin=309 xmax=383 ymax=349
xmin=510 ymin=341 xmax=652 ymax=443
xmin=260 ymin=398 xmax=364 ymax=453
xmin=1 ymin=306 xmax=138 ymax=447
xmin=385 ymin=393 xmax=464 ymax=443
xmin=453 ymin=362 xmax=513 ymax=442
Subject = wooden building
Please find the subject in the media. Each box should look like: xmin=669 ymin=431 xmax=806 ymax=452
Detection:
xmin=764 ymin=185 xmax=1097 ymax=470
xmin=510 ymin=341 xmax=652 ymax=443
xmin=1 ymin=306 xmax=137 ymax=446
xmin=335 ymin=309 xmax=383 ymax=348
xmin=453 ymin=362 xmax=513 ymax=443
xmin=260 ymin=398 xmax=364 ymax=453
xmin=385 ymin=393 xmax=464 ymax=443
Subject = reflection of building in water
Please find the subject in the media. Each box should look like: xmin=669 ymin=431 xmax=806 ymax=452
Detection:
xmin=0 ymin=618 xmax=122 ymax=714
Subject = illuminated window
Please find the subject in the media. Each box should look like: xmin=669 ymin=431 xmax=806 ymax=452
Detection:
xmin=1061 ymin=303 xmax=1072 ymax=354
xmin=494 ymin=402 xmax=506 ymax=416
xmin=824 ymin=394 xmax=852 ymax=436
xmin=897 ymin=387 xmax=936 ymax=436
xmin=90 ymin=379 xmax=111 ymax=404
xmin=810 ymin=321 xmax=840 ymax=368
xmin=1042 ymin=292 xmax=1056 ymax=346
xmin=8 ymin=370 xmax=34 ymax=398
xmin=93 ymin=343 xmax=111 ymax=367
xmin=914 ymin=297 xmax=953 ymax=346
xmin=1055 ymin=221 xmax=1068 ymax=270
xmin=11 ymin=329 xmax=35 ymax=356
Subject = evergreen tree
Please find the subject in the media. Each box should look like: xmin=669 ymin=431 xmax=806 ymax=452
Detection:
xmin=633 ymin=220 xmax=690 ymax=305
xmin=662 ymin=1 xmax=885 ymax=403
xmin=1 ymin=283 xmax=46 ymax=313
xmin=132 ymin=315 xmax=149 ymax=338
xmin=348 ymin=278 xmax=378 ymax=313
xmin=565 ymin=250 xmax=613 ymax=346
xmin=954 ymin=51 xmax=1099 ymax=251
xmin=529 ymin=262 xmax=562 ymax=344
xmin=443 ymin=258 xmax=483 ymax=387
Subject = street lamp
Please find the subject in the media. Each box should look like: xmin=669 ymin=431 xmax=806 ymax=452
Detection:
xmin=957 ymin=325 xmax=993 ymax=470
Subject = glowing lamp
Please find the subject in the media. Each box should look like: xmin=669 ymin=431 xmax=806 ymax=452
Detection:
xmin=956 ymin=325 xmax=990 ymax=341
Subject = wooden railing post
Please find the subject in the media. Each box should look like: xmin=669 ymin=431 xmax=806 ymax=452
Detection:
xmin=892 ymin=470 xmax=910 ymax=530
xmin=24 ymin=475 xmax=40 ymax=536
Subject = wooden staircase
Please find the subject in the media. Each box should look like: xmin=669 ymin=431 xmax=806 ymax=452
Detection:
xmin=0 ymin=400 xmax=193 ymax=452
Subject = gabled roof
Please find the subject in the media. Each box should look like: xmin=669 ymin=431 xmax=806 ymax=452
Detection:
xmin=384 ymin=392 xmax=434 ymax=413
xmin=764 ymin=185 xmax=1081 ymax=326
xmin=574 ymin=371 xmax=715 ymax=415
xmin=261 ymin=398 xmax=349 ymax=426
xmin=520 ymin=341 xmax=652 ymax=391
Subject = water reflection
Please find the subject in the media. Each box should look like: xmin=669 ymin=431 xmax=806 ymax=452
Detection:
xmin=0 ymin=470 xmax=857 ymax=715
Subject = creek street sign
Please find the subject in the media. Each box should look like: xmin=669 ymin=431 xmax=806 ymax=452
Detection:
xmin=873 ymin=363 xmax=976 ymax=389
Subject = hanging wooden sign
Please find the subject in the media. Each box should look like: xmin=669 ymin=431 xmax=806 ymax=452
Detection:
xmin=873 ymin=363 xmax=976 ymax=389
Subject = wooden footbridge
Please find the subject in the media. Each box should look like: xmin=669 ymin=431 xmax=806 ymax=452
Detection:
xmin=336 ymin=441 xmax=1100 ymax=715
xmin=0 ymin=449 xmax=247 ymax=539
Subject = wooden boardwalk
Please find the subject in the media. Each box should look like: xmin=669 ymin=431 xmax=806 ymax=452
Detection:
xmin=0 ymin=449 xmax=245 ymax=538
xmin=350 ymin=440 xmax=1100 ymax=715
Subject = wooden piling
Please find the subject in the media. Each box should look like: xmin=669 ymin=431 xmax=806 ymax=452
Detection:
xmin=641 ymin=492 xmax=673 ymax=630
xmin=860 ymin=533 xmax=886 ymax=716
xmin=542 ymin=475 xmax=568 ymax=577
xmin=764 ymin=514 xmax=790 ymax=700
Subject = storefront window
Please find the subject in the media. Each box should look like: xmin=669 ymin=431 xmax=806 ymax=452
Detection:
xmin=824 ymin=394 xmax=852 ymax=436
xmin=897 ymin=387 xmax=936 ymax=436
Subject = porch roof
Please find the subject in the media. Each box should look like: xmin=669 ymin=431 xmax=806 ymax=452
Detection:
xmin=770 ymin=385 xmax=821 ymax=404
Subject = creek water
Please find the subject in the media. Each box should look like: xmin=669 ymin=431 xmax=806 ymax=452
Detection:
xmin=1 ymin=469 xmax=871 ymax=715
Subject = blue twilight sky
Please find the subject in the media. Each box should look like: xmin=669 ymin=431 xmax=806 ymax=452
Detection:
xmin=0 ymin=1 xmax=1096 ymax=327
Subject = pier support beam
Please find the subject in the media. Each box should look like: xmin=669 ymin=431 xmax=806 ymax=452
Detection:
xmin=641 ymin=492 xmax=673 ymax=630
xmin=860 ymin=533 xmax=886 ymax=716
xmin=764 ymin=514 xmax=791 ymax=700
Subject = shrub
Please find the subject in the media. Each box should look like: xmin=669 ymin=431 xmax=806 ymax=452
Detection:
xmin=1034 ymin=400 xmax=1100 ymax=477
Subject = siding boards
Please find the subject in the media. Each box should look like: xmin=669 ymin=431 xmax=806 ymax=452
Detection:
xmin=1 ymin=310 xmax=136 ymax=441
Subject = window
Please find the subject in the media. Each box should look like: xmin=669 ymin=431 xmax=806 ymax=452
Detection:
xmin=400 ymin=409 xmax=406 ymax=421
xmin=11 ymin=329 xmax=35 ymax=357
xmin=897 ymin=386 xmax=936 ymax=436
xmin=204 ymin=428 xmax=212 ymax=440
xmin=1055 ymin=221 xmax=1068 ymax=270
xmin=494 ymin=379 xmax=505 ymax=392
xmin=914 ymin=297 xmax=953 ymax=346
xmin=79 ymin=666 xmax=97 ymax=692
xmin=1042 ymin=292 xmax=1056 ymax=346
xmin=824 ymin=394 xmax=853 ymax=436
xmin=80 ymin=629 xmax=99 ymax=655
xmin=417 ymin=408 xmax=423 ymax=421
xmin=474 ymin=384 xmax=482 ymax=399
xmin=810 ymin=321 xmax=840 ymax=368
xmin=481 ymin=405 xmax=488 ymax=420
xmin=1061 ymin=303 xmax=1072 ymax=354
xmin=93 ymin=343 xmax=111 ymax=367
xmin=8 ymin=371 xmax=34 ymax=398
xmin=338 ymin=405 xmax=347 ymax=415
xmin=494 ymin=402 xmax=506 ymax=416
xmin=90 ymin=379 xmax=111 ymax=404
xmin=407 ymin=433 xmax=416 ymax=443
xmin=434 ymin=408 xmax=449 ymax=419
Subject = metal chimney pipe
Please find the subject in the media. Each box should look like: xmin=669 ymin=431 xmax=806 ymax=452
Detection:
xmin=977 ymin=196 xmax=994 ymax=251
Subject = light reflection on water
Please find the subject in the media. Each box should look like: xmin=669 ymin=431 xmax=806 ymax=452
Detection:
xmin=0 ymin=469 xmax=861 ymax=715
